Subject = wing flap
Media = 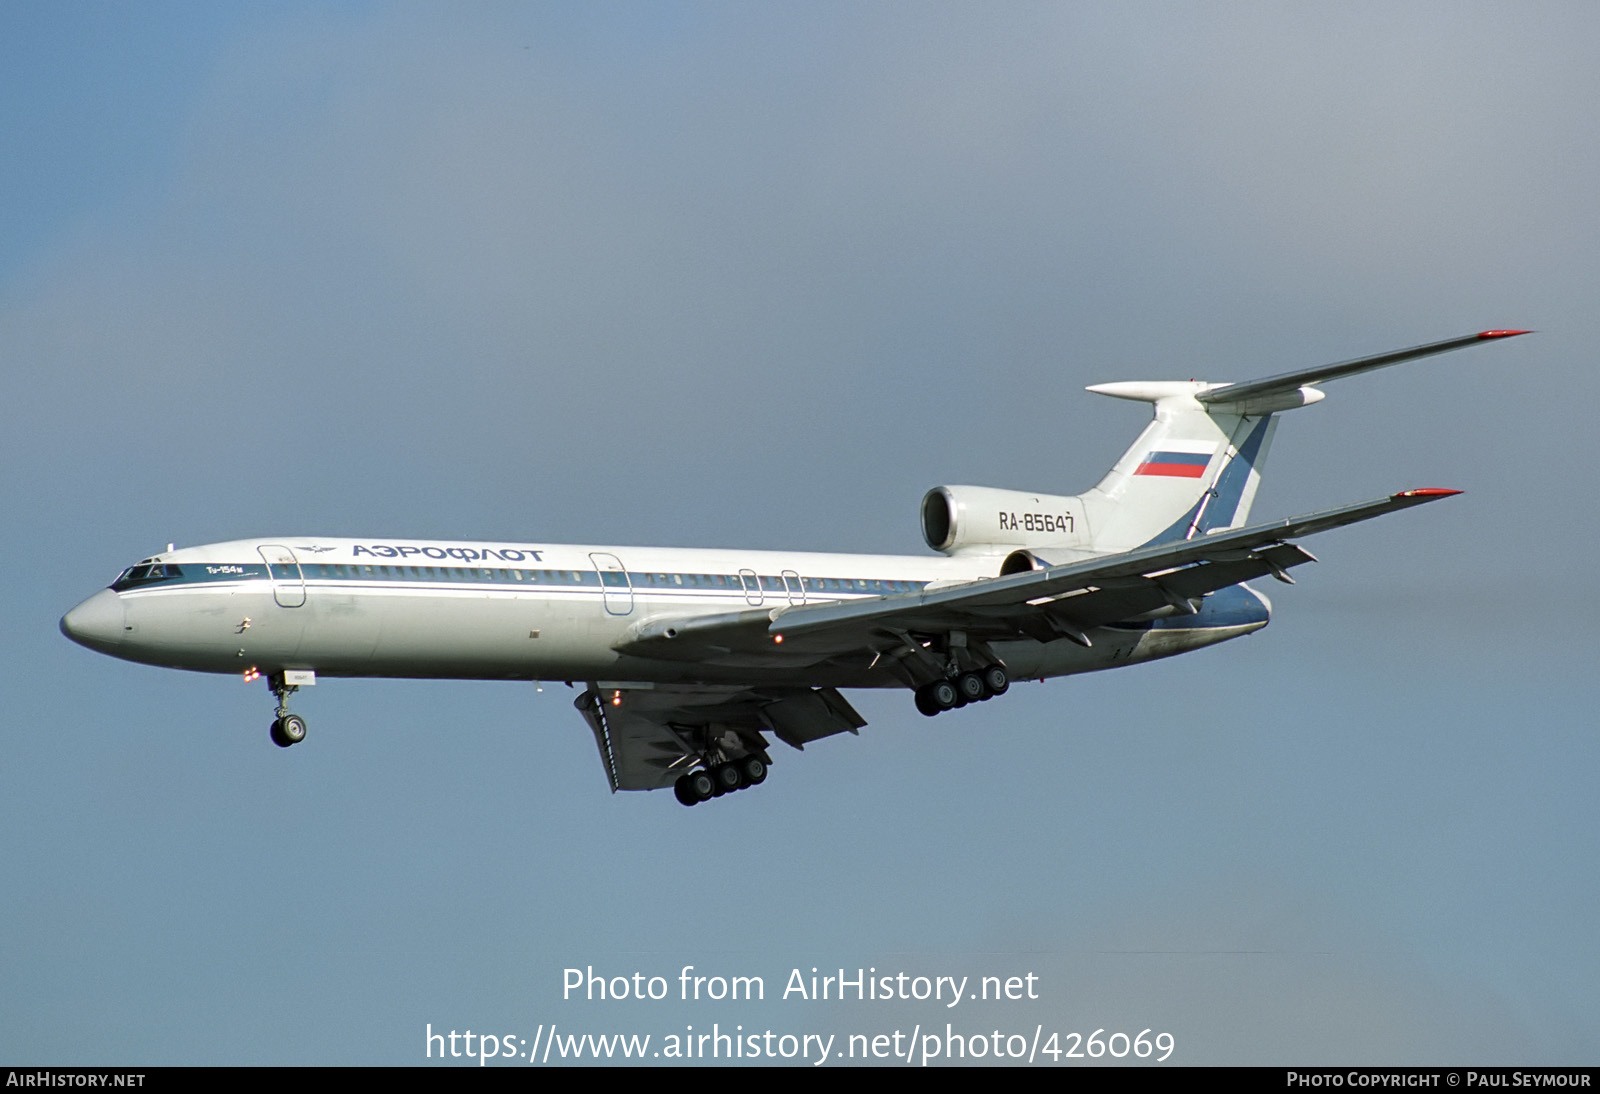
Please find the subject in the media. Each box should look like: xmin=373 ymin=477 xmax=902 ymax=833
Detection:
xmin=574 ymin=683 xmax=865 ymax=792
xmin=757 ymin=688 xmax=866 ymax=750
xmin=1022 ymin=542 xmax=1314 ymax=632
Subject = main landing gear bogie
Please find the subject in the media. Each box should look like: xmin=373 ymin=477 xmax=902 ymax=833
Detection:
xmin=673 ymin=754 xmax=768 ymax=807
xmin=914 ymin=663 xmax=1010 ymax=717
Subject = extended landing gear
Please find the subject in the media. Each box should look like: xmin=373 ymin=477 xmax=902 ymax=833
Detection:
xmin=914 ymin=663 xmax=1010 ymax=717
xmin=673 ymin=754 xmax=769 ymax=807
xmin=270 ymin=714 xmax=307 ymax=748
xmin=267 ymin=673 xmax=307 ymax=748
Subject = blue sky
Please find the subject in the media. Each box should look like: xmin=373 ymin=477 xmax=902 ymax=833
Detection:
xmin=4 ymin=2 xmax=1595 ymax=1065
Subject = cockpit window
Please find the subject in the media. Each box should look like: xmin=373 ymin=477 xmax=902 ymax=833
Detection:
xmin=111 ymin=563 xmax=183 ymax=591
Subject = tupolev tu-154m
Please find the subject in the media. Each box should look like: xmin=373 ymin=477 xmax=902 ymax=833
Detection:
xmin=61 ymin=331 xmax=1525 ymax=806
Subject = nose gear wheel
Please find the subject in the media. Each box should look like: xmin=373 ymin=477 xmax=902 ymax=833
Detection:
xmin=266 ymin=673 xmax=308 ymax=747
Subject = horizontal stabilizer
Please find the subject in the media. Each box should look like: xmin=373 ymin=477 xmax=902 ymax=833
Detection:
xmin=1198 ymin=330 xmax=1528 ymax=406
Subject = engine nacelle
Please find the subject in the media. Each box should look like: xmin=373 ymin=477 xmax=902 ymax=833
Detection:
xmin=921 ymin=485 xmax=1091 ymax=556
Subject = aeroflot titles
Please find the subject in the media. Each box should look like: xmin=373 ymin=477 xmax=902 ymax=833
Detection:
xmin=349 ymin=544 xmax=546 ymax=563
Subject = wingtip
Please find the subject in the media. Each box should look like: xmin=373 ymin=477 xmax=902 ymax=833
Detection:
xmin=1394 ymin=488 xmax=1463 ymax=499
xmin=1477 ymin=329 xmax=1532 ymax=339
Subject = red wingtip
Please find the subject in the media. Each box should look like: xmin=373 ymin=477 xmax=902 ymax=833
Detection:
xmin=1478 ymin=329 xmax=1531 ymax=338
xmin=1396 ymin=488 xmax=1463 ymax=498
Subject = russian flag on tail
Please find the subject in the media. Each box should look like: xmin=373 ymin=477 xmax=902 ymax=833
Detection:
xmin=1134 ymin=443 xmax=1216 ymax=478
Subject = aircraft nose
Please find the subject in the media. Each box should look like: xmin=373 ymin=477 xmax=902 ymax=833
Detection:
xmin=60 ymin=589 xmax=126 ymax=653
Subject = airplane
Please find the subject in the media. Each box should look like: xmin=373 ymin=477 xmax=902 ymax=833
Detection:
xmin=60 ymin=330 xmax=1526 ymax=806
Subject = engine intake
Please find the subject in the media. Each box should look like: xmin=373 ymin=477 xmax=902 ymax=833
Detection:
xmin=921 ymin=485 xmax=1090 ymax=556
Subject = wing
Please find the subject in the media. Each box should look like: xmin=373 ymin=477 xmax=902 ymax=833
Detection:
xmin=615 ymin=488 xmax=1461 ymax=667
xmin=574 ymin=682 xmax=866 ymax=792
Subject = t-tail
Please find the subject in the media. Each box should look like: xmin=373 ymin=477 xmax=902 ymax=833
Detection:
xmin=920 ymin=331 xmax=1525 ymax=565
xmin=1074 ymin=331 xmax=1527 ymax=553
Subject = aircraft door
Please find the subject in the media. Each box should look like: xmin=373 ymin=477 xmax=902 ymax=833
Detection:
xmin=589 ymin=552 xmax=633 ymax=616
xmin=257 ymin=544 xmax=306 ymax=608
xmin=738 ymin=568 xmax=763 ymax=606
xmin=781 ymin=569 xmax=806 ymax=606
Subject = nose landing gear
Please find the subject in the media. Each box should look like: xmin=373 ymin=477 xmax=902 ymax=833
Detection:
xmin=266 ymin=673 xmax=307 ymax=748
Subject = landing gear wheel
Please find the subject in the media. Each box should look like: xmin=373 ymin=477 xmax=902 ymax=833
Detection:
xmin=674 ymin=775 xmax=700 ymax=806
xmin=270 ymin=714 xmax=307 ymax=748
xmin=983 ymin=664 xmax=1010 ymax=696
xmin=714 ymin=761 xmax=745 ymax=793
xmin=914 ymin=687 xmax=943 ymax=717
xmin=740 ymin=755 xmax=768 ymax=785
xmin=686 ymin=770 xmax=716 ymax=803
xmin=957 ymin=671 xmax=988 ymax=703
xmin=929 ymin=679 xmax=958 ymax=711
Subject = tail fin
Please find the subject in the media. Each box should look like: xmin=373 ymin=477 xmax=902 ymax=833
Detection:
xmin=1073 ymin=331 xmax=1528 ymax=553
xmin=1076 ymin=382 xmax=1284 ymax=552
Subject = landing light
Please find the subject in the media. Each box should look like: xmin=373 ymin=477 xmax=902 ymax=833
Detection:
xmin=611 ymin=690 xmax=622 ymax=707
xmin=774 ymin=634 xmax=784 ymax=644
xmin=243 ymin=667 xmax=260 ymax=683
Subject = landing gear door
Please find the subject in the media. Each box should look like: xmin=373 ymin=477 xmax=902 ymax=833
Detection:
xmin=258 ymin=544 xmax=306 ymax=608
xmin=589 ymin=552 xmax=633 ymax=616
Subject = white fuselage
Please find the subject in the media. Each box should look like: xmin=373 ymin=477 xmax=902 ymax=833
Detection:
xmin=60 ymin=536 xmax=1269 ymax=689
